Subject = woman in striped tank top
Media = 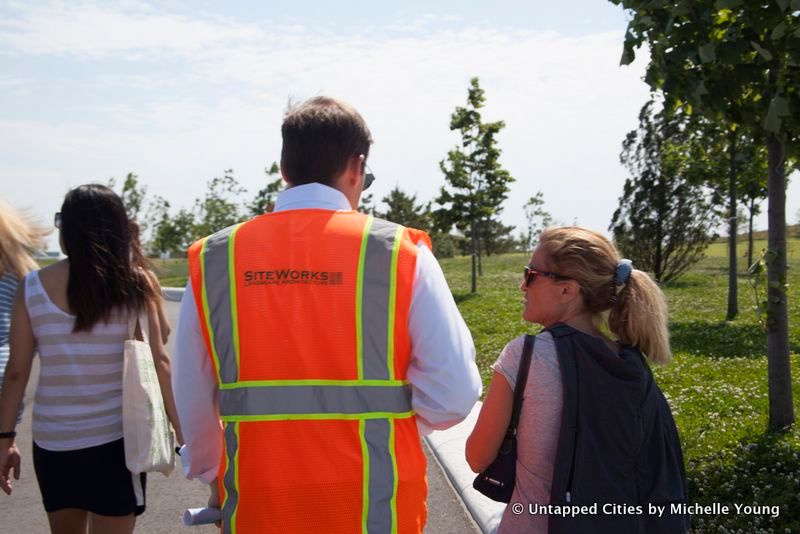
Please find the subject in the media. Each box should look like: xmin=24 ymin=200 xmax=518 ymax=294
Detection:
xmin=0 ymin=185 xmax=184 ymax=534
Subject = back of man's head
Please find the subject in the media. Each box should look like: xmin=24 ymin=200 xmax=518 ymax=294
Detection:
xmin=280 ymin=96 xmax=373 ymax=187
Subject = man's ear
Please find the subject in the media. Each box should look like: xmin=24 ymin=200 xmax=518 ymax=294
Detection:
xmin=347 ymin=154 xmax=365 ymax=187
xmin=279 ymin=163 xmax=292 ymax=186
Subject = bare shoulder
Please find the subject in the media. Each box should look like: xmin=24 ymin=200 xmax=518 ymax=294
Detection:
xmin=37 ymin=259 xmax=68 ymax=283
xmin=145 ymin=269 xmax=162 ymax=289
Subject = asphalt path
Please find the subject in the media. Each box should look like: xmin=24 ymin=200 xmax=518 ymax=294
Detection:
xmin=0 ymin=298 xmax=478 ymax=533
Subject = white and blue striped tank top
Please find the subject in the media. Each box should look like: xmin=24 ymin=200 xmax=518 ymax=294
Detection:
xmin=24 ymin=270 xmax=130 ymax=451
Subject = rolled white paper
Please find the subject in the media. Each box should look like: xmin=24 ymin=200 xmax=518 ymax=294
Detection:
xmin=183 ymin=507 xmax=222 ymax=526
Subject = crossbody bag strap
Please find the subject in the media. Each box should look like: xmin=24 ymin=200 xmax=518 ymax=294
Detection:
xmin=508 ymin=334 xmax=535 ymax=435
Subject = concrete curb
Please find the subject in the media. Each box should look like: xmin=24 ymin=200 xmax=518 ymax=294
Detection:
xmin=160 ymin=287 xmax=502 ymax=532
xmin=162 ymin=287 xmax=185 ymax=302
xmin=425 ymin=403 xmax=505 ymax=534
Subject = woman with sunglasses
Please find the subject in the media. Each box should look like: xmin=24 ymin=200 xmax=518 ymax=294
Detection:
xmin=0 ymin=184 xmax=183 ymax=534
xmin=466 ymin=226 xmax=686 ymax=533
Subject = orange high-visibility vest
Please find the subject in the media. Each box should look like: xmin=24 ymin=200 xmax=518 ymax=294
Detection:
xmin=187 ymin=210 xmax=431 ymax=534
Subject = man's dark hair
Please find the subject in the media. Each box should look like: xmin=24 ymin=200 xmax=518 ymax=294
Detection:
xmin=280 ymin=96 xmax=373 ymax=186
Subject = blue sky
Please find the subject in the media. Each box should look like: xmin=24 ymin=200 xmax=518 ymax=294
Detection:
xmin=1 ymin=0 xmax=796 ymax=250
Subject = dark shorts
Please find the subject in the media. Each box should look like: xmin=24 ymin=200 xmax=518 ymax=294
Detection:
xmin=33 ymin=438 xmax=147 ymax=516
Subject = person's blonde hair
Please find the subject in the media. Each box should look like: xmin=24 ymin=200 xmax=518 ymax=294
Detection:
xmin=0 ymin=199 xmax=50 ymax=279
xmin=538 ymin=226 xmax=671 ymax=364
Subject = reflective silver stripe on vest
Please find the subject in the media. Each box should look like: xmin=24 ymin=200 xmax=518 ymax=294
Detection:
xmin=365 ymin=419 xmax=393 ymax=533
xmin=219 ymin=384 xmax=412 ymax=417
xmin=361 ymin=218 xmax=400 ymax=381
xmin=361 ymin=219 xmax=402 ymax=533
xmin=203 ymin=225 xmax=239 ymax=384
xmin=221 ymin=422 xmax=239 ymax=533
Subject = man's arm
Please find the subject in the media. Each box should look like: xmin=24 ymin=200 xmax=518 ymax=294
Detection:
xmin=171 ymin=280 xmax=222 ymax=483
xmin=407 ymin=245 xmax=482 ymax=436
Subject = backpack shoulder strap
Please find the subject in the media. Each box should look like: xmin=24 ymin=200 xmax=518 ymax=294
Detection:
xmin=546 ymin=323 xmax=578 ymax=339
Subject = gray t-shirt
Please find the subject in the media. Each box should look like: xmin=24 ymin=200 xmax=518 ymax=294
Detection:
xmin=491 ymin=332 xmax=563 ymax=534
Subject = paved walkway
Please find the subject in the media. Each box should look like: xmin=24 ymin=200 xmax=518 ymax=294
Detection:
xmin=0 ymin=296 xmax=486 ymax=533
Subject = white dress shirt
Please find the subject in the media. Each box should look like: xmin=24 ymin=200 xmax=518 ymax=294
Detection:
xmin=172 ymin=182 xmax=482 ymax=483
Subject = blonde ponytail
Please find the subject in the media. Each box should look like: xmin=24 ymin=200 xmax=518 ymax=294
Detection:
xmin=608 ymin=269 xmax=671 ymax=364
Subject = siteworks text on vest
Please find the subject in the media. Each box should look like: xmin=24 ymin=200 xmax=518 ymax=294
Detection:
xmin=244 ymin=269 xmax=344 ymax=286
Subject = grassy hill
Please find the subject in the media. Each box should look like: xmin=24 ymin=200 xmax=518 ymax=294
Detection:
xmin=714 ymin=222 xmax=800 ymax=243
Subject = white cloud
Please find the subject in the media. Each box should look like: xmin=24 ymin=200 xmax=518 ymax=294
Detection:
xmin=0 ymin=1 xmax=262 ymax=58
xmin=2 ymin=1 xmax=795 ymax=252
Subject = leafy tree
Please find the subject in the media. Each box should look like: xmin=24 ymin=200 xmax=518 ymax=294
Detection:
xmin=170 ymin=208 xmax=198 ymax=253
xmin=194 ymin=169 xmax=246 ymax=237
xmin=612 ymin=0 xmax=798 ymax=428
xmin=119 ymin=172 xmax=147 ymax=222
xmin=148 ymin=197 xmax=197 ymax=256
xmin=434 ymin=77 xmax=515 ymax=293
xmin=737 ymin=141 xmax=769 ymax=268
xmin=247 ymin=162 xmax=283 ymax=217
xmin=109 ymin=172 xmax=149 ymax=237
xmin=427 ymin=231 xmax=464 ymax=259
xmin=148 ymin=196 xmax=175 ymax=255
xmin=610 ymin=100 xmax=721 ymax=283
xmin=521 ymin=192 xmax=554 ymax=251
xmin=480 ymin=219 xmax=517 ymax=256
xmin=684 ymin=119 xmax=769 ymax=319
xmin=358 ymin=193 xmax=378 ymax=216
xmin=380 ymin=186 xmax=431 ymax=231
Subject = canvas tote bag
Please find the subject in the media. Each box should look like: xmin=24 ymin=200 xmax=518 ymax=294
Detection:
xmin=122 ymin=308 xmax=175 ymax=475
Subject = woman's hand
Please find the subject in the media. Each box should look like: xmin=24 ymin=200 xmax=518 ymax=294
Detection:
xmin=0 ymin=442 xmax=21 ymax=495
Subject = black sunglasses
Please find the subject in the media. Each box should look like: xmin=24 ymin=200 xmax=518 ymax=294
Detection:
xmin=523 ymin=265 xmax=570 ymax=286
xmin=54 ymin=212 xmax=62 ymax=229
xmin=363 ymin=164 xmax=375 ymax=191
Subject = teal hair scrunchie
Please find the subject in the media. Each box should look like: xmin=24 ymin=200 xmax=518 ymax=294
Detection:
xmin=615 ymin=259 xmax=633 ymax=285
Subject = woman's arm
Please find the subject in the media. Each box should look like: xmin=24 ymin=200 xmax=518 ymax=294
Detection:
xmin=0 ymin=283 xmax=36 ymax=495
xmin=465 ymin=371 xmax=514 ymax=473
xmin=145 ymin=299 xmax=185 ymax=446
xmin=147 ymin=270 xmax=171 ymax=345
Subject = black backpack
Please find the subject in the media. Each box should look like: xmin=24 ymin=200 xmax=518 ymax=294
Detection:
xmin=546 ymin=324 xmax=690 ymax=534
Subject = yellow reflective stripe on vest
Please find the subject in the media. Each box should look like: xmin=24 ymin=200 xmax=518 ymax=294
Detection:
xmin=202 ymin=216 xmax=407 ymax=534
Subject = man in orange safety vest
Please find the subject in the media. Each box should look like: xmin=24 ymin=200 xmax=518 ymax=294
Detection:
xmin=172 ymin=96 xmax=481 ymax=533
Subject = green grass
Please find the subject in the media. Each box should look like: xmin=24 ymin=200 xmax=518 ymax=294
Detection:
xmin=73 ymin=238 xmax=799 ymax=531
xmin=148 ymin=258 xmax=190 ymax=288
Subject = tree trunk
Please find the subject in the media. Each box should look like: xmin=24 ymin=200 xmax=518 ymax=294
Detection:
xmin=748 ymin=197 xmax=755 ymax=269
xmin=470 ymin=221 xmax=477 ymax=294
xmin=654 ymin=175 xmax=665 ymax=282
xmin=726 ymin=130 xmax=738 ymax=320
xmin=477 ymin=235 xmax=483 ymax=277
xmin=765 ymin=134 xmax=794 ymax=430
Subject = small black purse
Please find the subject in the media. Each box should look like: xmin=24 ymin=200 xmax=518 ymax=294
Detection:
xmin=472 ymin=334 xmax=535 ymax=503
